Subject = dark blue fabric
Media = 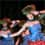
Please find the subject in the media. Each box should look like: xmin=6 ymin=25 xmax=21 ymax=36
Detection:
xmin=20 ymin=35 xmax=31 ymax=45
xmin=41 ymin=35 xmax=45 ymax=41
xmin=0 ymin=33 xmax=14 ymax=45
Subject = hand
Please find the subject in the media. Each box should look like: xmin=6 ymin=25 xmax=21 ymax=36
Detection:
xmin=16 ymin=20 xmax=20 ymax=23
xmin=31 ymin=11 xmax=39 ymax=15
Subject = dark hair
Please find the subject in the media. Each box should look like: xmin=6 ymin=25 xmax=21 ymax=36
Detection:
xmin=0 ymin=24 xmax=3 ymax=30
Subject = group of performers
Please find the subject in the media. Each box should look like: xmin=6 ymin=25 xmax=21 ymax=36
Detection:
xmin=0 ymin=4 xmax=45 ymax=45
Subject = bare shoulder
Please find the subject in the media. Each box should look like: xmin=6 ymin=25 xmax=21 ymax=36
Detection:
xmin=34 ymin=21 xmax=40 ymax=24
xmin=26 ymin=21 xmax=33 ymax=27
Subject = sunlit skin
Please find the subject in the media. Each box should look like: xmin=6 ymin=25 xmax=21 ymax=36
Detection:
xmin=31 ymin=4 xmax=36 ymax=10
xmin=2 ymin=23 xmax=7 ymax=27
xmin=26 ymin=13 xmax=34 ymax=20
xmin=15 ymin=38 xmax=20 ymax=45
xmin=21 ymin=28 xmax=30 ymax=37
xmin=0 ymin=29 xmax=10 ymax=35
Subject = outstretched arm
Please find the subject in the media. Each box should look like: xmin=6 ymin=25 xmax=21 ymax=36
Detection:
xmin=31 ymin=10 xmax=45 ymax=15
xmin=10 ymin=22 xmax=28 ymax=37
xmin=0 ymin=22 xmax=28 ymax=38
xmin=40 ymin=10 xmax=45 ymax=14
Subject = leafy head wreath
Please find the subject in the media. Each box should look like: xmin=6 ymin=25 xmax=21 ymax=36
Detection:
xmin=22 ymin=5 xmax=33 ymax=15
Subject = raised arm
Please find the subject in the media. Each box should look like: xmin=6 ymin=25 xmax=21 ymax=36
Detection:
xmin=40 ymin=10 xmax=45 ymax=14
xmin=31 ymin=10 xmax=45 ymax=15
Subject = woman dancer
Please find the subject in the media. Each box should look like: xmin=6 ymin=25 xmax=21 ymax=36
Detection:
xmin=10 ymin=5 xmax=44 ymax=42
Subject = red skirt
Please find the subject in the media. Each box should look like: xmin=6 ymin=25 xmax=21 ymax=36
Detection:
xmin=28 ymin=40 xmax=45 ymax=45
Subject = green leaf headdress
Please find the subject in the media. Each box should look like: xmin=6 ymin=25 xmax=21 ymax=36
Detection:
xmin=0 ymin=20 xmax=6 ymax=24
xmin=22 ymin=5 xmax=33 ymax=15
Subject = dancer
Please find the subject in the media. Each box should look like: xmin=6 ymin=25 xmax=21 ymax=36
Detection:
xmin=10 ymin=5 xmax=43 ymax=42
xmin=0 ymin=22 xmax=14 ymax=45
xmin=1 ymin=5 xmax=45 ymax=42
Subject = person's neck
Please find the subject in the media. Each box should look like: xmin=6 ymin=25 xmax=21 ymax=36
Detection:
xmin=28 ymin=19 xmax=34 ymax=21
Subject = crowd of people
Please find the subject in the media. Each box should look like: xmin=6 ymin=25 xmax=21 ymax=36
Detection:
xmin=0 ymin=4 xmax=45 ymax=45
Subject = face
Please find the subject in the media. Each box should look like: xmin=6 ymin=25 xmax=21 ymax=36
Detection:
xmin=10 ymin=24 xmax=14 ymax=28
xmin=31 ymin=4 xmax=36 ymax=10
xmin=27 ymin=14 xmax=34 ymax=20
xmin=3 ymin=23 xmax=7 ymax=27
xmin=11 ymin=20 xmax=16 ymax=24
